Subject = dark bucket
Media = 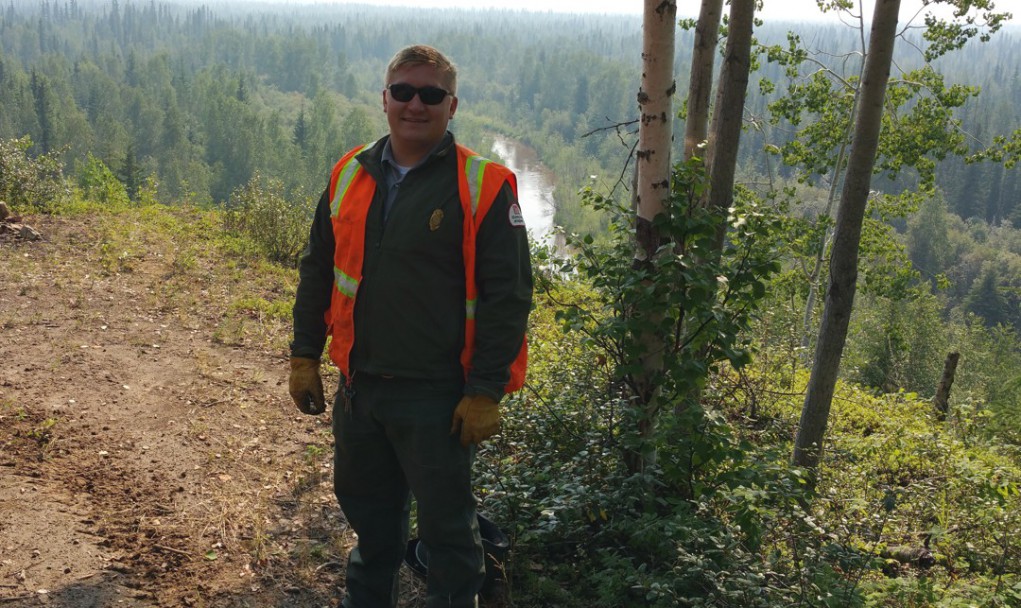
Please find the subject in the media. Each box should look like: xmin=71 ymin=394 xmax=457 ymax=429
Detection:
xmin=404 ymin=513 xmax=510 ymax=598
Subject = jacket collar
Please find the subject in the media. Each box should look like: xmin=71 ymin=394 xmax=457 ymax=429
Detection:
xmin=362 ymin=131 xmax=455 ymax=179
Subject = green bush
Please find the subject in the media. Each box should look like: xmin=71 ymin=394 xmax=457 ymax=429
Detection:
xmin=478 ymin=178 xmax=1021 ymax=606
xmin=474 ymin=160 xmax=830 ymax=607
xmin=76 ymin=152 xmax=131 ymax=210
xmin=479 ymin=288 xmax=863 ymax=607
xmin=843 ymin=290 xmax=949 ymax=395
xmin=224 ymin=173 xmax=312 ymax=267
xmin=0 ymin=136 xmax=68 ymax=213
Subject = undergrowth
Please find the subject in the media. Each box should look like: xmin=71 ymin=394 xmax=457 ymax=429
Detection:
xmin=8 ymin=136 xmax=1021 ymax=607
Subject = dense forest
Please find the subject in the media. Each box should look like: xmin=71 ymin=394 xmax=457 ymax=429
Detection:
xmin=4 ymin=1 xmax=1021 ymax=218
xmin=2 ymin=1 xmax=1021 ymax=331
xmin=4 ymin=1 xmax=1021 ymax=606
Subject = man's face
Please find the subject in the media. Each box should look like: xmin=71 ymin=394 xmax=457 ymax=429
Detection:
xmin=383 ymin=63 xmax=458 ymax=157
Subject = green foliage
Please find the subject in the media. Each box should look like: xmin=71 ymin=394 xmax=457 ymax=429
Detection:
xmin=757 ymin=6 xmax=1012 ymax=356
xmin=965 ymin=264 xmax=1013 ymax=327
xmin=0 ymin=1 xmax=640 ymax=232
xmin=987 ymin=374 xmax=1021 ymax=446
xmin=921 ymin=1 xmax=1013 ymax=62
xmin=227 ymin=296 xmax=292 ymax=321
xmin=818 ymin=389 xmax=1021 ymax=602
xmin=0 ymin=135 xmax=67 ymax=212
xmin=555 ymin=156 xmax=784 ymax=417
xmin=482 ymin=146 xmax=1021 ymax=607
xmin=859 ymin=193 xmax=924 ymax=299
xmin=734 ymin=365 xmax=1021 ymax=607
xmin=482 ymin=279 xmax=913 ymax=607
xmin=223 ymin=173 xmax=311 ymax=267
xmin=76 ymin=152 xmax=131 ymax=209
xmin=339 ymin=106 xmax=379 ymax=157
xmin=1 ymin=2 xmax=1019 ymax=239
xmin=481 ymin=308 xmax=801 ymax=606
xmin=877 ymin=67 xmax=976 ymax=188
xmin=477 ymin=157 xmax=808 ymax=607
xmin=908 ymin=193 xmax=953 ymax=288
xmin=844 ymin=290 xmax=948 ymax=395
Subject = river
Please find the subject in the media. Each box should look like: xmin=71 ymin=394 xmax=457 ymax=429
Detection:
xmin=490 ymin=135 xmax=558 ymax=246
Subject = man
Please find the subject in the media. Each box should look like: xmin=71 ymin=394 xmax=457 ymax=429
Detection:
xmin=288 ymin=44 xmax=532 ymax=608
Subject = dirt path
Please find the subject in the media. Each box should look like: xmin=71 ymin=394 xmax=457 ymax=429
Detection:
xmin=0 ymin=212 xmax=426 ymax=607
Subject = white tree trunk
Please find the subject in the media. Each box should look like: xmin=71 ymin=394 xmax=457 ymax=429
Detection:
xmin=636 ymin=0 xmax=677 ymax=261
xmin=628 ymin=0 xmax=677 ymax=474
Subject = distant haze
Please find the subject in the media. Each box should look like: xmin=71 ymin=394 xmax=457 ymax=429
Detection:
xmin=263 ymin=0 xmax=972 ymax=24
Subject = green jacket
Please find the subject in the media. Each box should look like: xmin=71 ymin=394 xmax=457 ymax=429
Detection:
xmin=292 ymin=132 xmax=533 ymax=401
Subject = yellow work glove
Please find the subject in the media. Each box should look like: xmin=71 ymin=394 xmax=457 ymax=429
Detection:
xmin=450 ymin=394 xmax=501 ymax=447
xmin=289 ymin=357 xmax=325 ymax=415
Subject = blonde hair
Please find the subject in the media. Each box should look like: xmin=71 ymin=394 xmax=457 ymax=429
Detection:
xmin=385 ymin=45 xmax=458 ymax=94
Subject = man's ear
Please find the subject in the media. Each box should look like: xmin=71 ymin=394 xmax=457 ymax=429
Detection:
xmin=449 ymin=96 xmax=458 ymax=119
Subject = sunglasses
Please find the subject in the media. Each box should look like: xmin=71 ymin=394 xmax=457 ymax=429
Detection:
xmin=387 ymin=83 xmax=451 ymax=105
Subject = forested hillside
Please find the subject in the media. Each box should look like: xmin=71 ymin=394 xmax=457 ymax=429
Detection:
xmin=3 ymin=1 xmax=1021 ymax=216
xmin=0 ymin=0 xmax=642 ymax=208
xmin=4 ymin=2 xmax=1021 ymax=606
xmin=3 ymin=1 xmax=1021 ymax=330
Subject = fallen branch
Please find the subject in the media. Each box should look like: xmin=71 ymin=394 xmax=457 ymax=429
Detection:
xmin=153 ymin=544 xmax=193 ymax=559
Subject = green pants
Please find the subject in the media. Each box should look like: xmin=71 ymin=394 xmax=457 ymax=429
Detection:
xmin=333 ymin=374 xmax=484 ymax=608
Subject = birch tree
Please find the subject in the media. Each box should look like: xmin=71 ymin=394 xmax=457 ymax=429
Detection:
xmin=762 ymin=1 xmax=1010 ymax=365
xmin=624 ymin=0 xmax=677 ymax=473
xmin=778 ymin=0 xmax=1012 ymax=474
xmin=589 ymin=0 xmax=765 ymax=475
xmin=677 ymin=0 xmax=756 ymax=415
xmin=635 ymin=0 xmax=677 ymax=265
xmin=792 ymin=0 xmax=901 ymax=472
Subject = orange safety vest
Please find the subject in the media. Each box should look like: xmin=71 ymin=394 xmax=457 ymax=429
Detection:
xmin=324 ymin=141 xmax=527 ymax=393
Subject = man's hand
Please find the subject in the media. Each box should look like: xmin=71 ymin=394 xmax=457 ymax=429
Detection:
xmin=450 ymin=394 xmax=500 ymax=447
xmin=289 ymin=357 xmax=325 ymax=415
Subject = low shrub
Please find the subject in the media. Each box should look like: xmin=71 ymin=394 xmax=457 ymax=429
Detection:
xmin=224 ymin=173 xmax=311 ymax=267
xmin=0 ymin=136 xmax=68 ymax=213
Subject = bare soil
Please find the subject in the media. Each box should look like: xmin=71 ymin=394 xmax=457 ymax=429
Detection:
xmin=0 ymin=212 xmax=428 ymax=607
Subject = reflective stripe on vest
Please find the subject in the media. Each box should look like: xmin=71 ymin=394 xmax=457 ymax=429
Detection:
xmin=330 ymin=145 xmax=367 ymax=218
xmin=462 ymin=154 xmax=487 ymax=323
xmin=334 ymin=268 xmax=358 ymax=299
xmin=464 ymin=154 xmax=491 ymax=216
xmin=325 ymin=142 xmax=527 ymax=393
xmin=329 ymin=144 xmax=370 ymax=302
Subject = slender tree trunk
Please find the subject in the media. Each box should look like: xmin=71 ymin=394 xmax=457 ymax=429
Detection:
xmin=934 ymin=351 xmax=960 ymax=420
xmin=683 ymin=0 xmax=723 ymax=162
xmin=636 ymin=0 xmax=677 ymax=262
xmin=672 ymin=0 xmax=755 ymax=420
xmin=792 ymin=0 xmax=901 ymax=474
xmin=704 ymin=0 xmax=754 ymax=249
xmin=629 ymin=0 xmax=677 ymax=474
xmin=800 ymin=136 xmax=854 ymax=359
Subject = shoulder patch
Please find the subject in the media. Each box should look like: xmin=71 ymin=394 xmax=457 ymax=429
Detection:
xmin=508 ymin=203 xmax=526 ymax=228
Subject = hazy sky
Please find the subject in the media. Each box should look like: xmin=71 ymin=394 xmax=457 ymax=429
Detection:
xmin=269 ymin=0 xmax=970 ymax=24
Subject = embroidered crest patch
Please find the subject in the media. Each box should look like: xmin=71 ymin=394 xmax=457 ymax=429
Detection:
xmin=508 ymin=203 xmax=526 ymax=228
xmin=429 ymin=209 xmax=444 ymax=231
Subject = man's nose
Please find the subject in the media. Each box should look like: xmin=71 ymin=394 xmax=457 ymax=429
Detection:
xmin=407 ymin=94 xmax=427 ymax=109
